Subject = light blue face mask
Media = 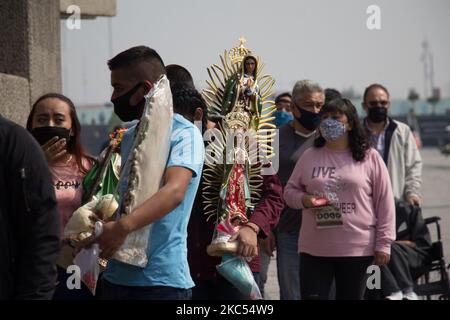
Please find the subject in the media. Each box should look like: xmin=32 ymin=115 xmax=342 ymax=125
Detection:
xmin=319 ymin=118 xmax=346 ymax=141
xmin=274 ymin=110 xmax=293 ymax=127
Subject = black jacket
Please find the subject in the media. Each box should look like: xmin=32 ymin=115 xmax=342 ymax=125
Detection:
xmin=0 ymin=116 xmax=60 ymax=299
xmin=395 ymin=200 xmax=432 ymax=254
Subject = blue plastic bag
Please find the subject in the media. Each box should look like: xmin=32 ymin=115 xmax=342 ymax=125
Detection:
xmin=216 ymin=253 xmax=262 ymax=300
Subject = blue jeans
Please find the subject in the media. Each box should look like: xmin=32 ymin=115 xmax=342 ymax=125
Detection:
xmin=276 ymin=231 xmax=301 ymax=300
xmin=98 ymin=279 xmax=192 ymax=300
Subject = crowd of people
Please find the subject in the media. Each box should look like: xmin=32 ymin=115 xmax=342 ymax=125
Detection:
xmin=0 ymin=45 xmax=427 ymax=300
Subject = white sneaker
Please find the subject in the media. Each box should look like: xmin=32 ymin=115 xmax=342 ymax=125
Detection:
xmin=403 ymin=291 xmax=419 ymax=300
xmin=385 ymin=291 xmax=403 ymax=300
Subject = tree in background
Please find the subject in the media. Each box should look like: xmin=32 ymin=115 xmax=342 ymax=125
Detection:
xmin=427 ymin=87 xmax=441 ymax=115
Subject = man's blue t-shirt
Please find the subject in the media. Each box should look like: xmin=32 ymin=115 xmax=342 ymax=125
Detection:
xmin=103 ymin=114 xmax=204 ymax=289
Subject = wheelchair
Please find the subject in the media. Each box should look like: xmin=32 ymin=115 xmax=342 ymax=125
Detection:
xmin=365 ymin=215 xmax=449 ymax=300
xmin=414 ymin=216 xmax=450 ymax=300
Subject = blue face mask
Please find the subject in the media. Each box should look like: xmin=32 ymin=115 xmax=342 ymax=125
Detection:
xmin=319 ymin=118 xmax=346 ymax=141
xmin=274 ymin=110 xmax=293 ymax=126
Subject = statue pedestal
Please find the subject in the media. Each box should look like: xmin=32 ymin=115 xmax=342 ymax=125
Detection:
xmin=207 ymin=241 xmax=238 ymax=257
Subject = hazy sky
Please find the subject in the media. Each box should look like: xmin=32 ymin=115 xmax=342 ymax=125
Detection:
xmin=61 ymin=0 xmax=450 ymax=105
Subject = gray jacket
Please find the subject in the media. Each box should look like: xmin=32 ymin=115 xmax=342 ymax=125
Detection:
xmin=386 ymin=119 xmax=422 ymax=200
xmin=367 ymin=118 xmax=422 ymax=200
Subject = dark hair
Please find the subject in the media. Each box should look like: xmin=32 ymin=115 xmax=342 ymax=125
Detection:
xmin=324 ymin=88 xmax=342 ymax=104
xmin=314 ymin=98 xmax=369 ymax=162
xmin=242 ymin=56 xmax=257 ymax=78
xmin=107 ymin=46 xmax=166 ymax=83
xmin=275 ymin=92 xmax=292 ymax=104
xmin=363 ymin=83 xmax=390 ymax=102
xmin=26 ymin=93 xmax=94 ymax=173
xmin=166 ymin=64 xmax=195 ymax=89
xmin=171 ymin=84 xmax=208 ymax=134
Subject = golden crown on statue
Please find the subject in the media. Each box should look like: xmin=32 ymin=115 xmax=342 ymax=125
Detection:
xmin=228 ymin=36 xmax=252 ymax=65
xmin=225 ymin=102 xmax=251 ymax=129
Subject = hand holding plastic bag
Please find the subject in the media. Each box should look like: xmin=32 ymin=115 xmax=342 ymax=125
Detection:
xmin=73 ymin=222 xmax=103 ymax=293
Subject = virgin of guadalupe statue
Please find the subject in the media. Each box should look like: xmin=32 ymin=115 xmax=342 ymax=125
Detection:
xmin=238 ymin=56 xmax=259 ymax=112
xmin=202 ymin=38 xmax=277 ymax=256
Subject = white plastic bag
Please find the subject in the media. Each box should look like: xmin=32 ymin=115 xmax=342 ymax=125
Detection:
xmin=73 ymin=222 xmax=103 ymax=293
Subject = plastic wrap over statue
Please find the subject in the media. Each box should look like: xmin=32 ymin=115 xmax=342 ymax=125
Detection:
xmin=113 ymin=75 xmax=173 ymax=267
xmin=202 ymin=39 xmax=277 ymax=257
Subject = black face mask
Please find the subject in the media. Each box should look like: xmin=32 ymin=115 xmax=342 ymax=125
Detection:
xmin=368 ymin=106 xmax=388 ymax=123
xmin=293 ymin=104 xmax=321 ymax=131
xmin=31 ymin=126 xmax=71 ymax=146
xmin=112 ymin=83 xmax=145 ymax=122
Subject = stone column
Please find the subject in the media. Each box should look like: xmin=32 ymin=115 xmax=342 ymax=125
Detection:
xmin=0 ymin=0 xmax=60 ymax=126
xmin=0 ymin=0 xmax=116 ymax=126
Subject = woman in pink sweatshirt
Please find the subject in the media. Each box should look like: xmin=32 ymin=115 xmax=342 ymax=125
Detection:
xmin=284 ymin=98 xmax=395 ymax=300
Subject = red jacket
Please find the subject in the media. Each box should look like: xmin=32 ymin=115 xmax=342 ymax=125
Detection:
xmin=187 ymin=170 xmax=284 ymax=281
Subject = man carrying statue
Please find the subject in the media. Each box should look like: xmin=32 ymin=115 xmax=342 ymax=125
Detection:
xmin=77 ymin=46 xmax=204 ymax=300
xmin=188 ymin=38 xmax=284 ymax=299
